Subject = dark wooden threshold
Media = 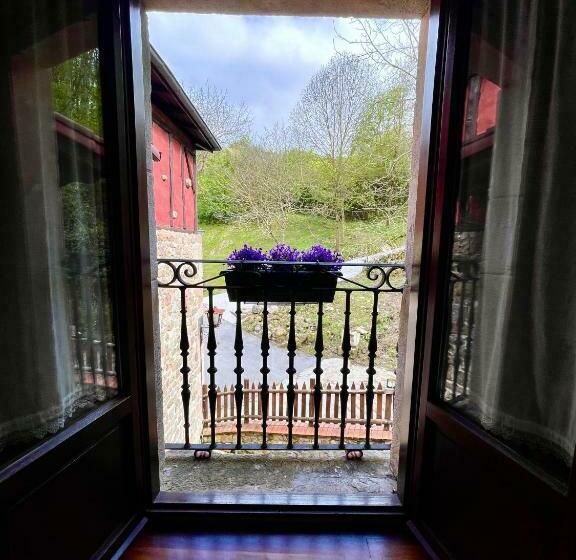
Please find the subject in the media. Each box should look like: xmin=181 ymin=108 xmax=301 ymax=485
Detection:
xmin=153 ymin=489 xmax=400 ymax=509
xmin=146 ymin=490 xmax=405 ymax=533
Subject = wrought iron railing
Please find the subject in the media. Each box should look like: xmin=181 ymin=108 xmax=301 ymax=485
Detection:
xmin=157 ymin=259 xmax=405 ymax=457
xmin=68 ymin=273 xmax=118 ymax=394
xmin=441 ymin=256 xmax=479 ymax=403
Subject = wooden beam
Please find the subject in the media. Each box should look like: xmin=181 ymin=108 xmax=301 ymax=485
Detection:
xmin=144 ymin=0 xmax=429 ymax=18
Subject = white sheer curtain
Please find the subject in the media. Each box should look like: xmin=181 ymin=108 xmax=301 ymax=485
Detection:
xmin=0 ymin=0 xmax=114 ymax=456
xmin=469 ymin=0 xmax=576 ymax=465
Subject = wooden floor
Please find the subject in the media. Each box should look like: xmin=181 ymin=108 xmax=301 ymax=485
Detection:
xmin=122 ymin=529 xmax=429 ymax=559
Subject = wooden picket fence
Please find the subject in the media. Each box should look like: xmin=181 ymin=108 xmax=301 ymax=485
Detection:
xmin=202 ymin=378 xmax=394 ymax=433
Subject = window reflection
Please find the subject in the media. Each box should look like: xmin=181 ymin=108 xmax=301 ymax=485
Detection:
xmin=0 ymin=1 xmax=117 ymax=467
xmin=439 ymin=0 xmax=576 ymax=488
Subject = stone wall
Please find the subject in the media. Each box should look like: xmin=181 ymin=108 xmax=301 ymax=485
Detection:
xmin=390 ymin=10 xmax=431 ymax=477
xmin=157 ymin=228 xmax=204 ymax=444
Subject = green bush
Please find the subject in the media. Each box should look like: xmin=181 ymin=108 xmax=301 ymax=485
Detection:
xmin=197 ymin=151 xmax=235 ymax=223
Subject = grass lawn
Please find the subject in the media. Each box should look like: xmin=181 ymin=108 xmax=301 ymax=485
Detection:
xmin=242 ymin=290 xmax=403 ymax=370
xmin=199 ymin=213 xmax=406 ymax=281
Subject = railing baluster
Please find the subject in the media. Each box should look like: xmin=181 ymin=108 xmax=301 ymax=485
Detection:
xmin=179 ymin=287 xmax=191 ymax=448
xmin=463 ymin=272 xmax=477 ymax=397
xmin=243 ymin=379 xmax=250 ymax=424
xmin=286 ymin=301 xmax=297 ymax=449
xmin=312 ymin=301 xmax=324 ymax=448
xmin=376 ymin=383 xmax=383 ymax=422
xmin=308 ymin=379 xmax=314 ymax=426
xmin=94 ymin=273 xmax=108 ymax=388
xmin=207 ymin=288 xmax=218 ymax=448
xmin=300 ymin=382 xmax=307 ymax=420
xmin=251 ymin=381 xmax=257 ymax=420
xmin=260 ymin=302 xmax=270 ymax=448
xmin=339 ymin=291 xmax=352 ymax=448
xmin=234 ymin=299 xmax=244 ymax=449
xmin=365 ymin=290 xmax=379 ymax=449
xmin=69 ymin=279 xmax=84 ymax=387
xmin=441 ymin=277 xmax=455 ymax=399
xmin=334 ymin=382 xmax=340 ymax=420
xmin=80 ymin=276 xmax=98 ymax=388
xmin=452 ymin=275 xmax=467 ymax=399
xmin=326 ymin=383 xmax=332 ymax=423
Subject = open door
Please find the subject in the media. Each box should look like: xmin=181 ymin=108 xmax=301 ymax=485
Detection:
xmin=408 ymin=0 xmax=576 ymax=558
xmin=0 ymin=1 xmax=155 ymax=558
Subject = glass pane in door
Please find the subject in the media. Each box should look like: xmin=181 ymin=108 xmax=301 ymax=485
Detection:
xmin=438 ymin=0 xmax=576 ymax=488
xmin=0 ymin=0 xmax=118 ymax=467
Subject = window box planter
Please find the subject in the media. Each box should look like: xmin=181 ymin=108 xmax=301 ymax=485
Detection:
xmin=223 ymin=268 xmax=341 ymax=303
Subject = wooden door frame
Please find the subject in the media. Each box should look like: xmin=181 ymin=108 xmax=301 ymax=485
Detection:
xmin=129 ymin=0 xmax=456 ymax=521
xmin=118 ymin=0 xmax=161 ymax=503
xmin=0 ymin=0 xmax=159 ymax=557
xmin=402 ymin=0 xmax=576 ymax=557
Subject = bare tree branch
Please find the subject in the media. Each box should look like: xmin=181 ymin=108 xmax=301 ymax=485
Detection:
xmin=291 ymin=53 xmax=376 ymax=249
xmin=187 ymin=81 xmax=253 ymax=147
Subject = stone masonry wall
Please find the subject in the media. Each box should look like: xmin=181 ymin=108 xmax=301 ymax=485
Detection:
xmin=157 ymin=228 xmax=204 ymax=445
xmin=390 ymin=11 xmax=430 ymax=477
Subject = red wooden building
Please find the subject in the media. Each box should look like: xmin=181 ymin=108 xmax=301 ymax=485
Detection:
xmin=150 ymin=47 xmax=220 ymax=230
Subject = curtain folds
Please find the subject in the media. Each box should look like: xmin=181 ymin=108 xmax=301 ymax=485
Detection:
xmin=0 ymin=0 xmax=116 ymax=458
xmin=466 ymin=0 xmax=576 ymax=466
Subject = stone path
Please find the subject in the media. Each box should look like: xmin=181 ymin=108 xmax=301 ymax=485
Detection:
xmin=162 ymin=450 xmax=395 ymax=496
xmin=204 ymin=319 xmax=315 ymax=386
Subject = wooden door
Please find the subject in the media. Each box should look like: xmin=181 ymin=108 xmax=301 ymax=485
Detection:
xmin=0 ymin=1 xmax=155 ymax=558
xmin=407 ymin=1 xmax=576 ymax=558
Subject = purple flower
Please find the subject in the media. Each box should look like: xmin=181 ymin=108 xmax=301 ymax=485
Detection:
xmin=267 ymin=243 xmax=301 ymax=262
xmin=227 ymin=244 xmax=267 ymax=264
xmin=301 ymin=245 xmax=344 ymax=271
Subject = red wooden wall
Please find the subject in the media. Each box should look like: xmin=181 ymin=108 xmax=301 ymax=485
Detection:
xmin=152 ymin=119 xmax=197 ymax=230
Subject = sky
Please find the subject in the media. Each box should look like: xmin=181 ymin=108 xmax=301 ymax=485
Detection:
xmin=147 ymin=13 xmax=369 ymax=136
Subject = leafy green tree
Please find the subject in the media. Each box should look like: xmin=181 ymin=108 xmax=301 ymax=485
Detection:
xmin=197 ymin=149 xmax=236 ymax=223
xmin=349 ymin=87 xmax=412 ymax=220
xmin=52 ymin=49 xmax=102 ymax=135
xmin=291 ymin=53 xmax=376 ymax=250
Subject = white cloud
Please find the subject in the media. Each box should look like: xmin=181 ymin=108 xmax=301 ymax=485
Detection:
xmin=147 ymin=13 xmax=369 ymax=134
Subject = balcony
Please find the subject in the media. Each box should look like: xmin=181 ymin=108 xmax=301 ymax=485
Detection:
xmin=156 ymin=258 xmax=405 ymax=500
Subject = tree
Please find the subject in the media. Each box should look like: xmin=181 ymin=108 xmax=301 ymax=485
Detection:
xmin=337 ymin=19 xmax=420 ymax=94
xmin=349 ymin=87 xmax=412 ymax=220
xmin=187 ymin=82 xmax=252 ymax=148
xmin=228 ymin=124 xmax=299 ymax=241
xmin=52 ymin=49 xmax=102 ymax=135
xmin=196 ymin=149 xmax=235 ymax=223
xmin=291 ymin=53 xmax=376 ymax=250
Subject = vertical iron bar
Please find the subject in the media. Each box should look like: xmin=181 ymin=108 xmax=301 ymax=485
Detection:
xmin=365 ymin=290 xmax=379 ymax=449
xmin=95 ymin=272 xmax=108 ymax=389
xmin=234 ymin=299 xmax=244 ymax=449
xmin=463 ymin=270 xmax=477 ymax=396
xmin=207 ymin=288 xmax=218 ymax=448
xmin=452 ymin=275 xmax=467 ymax=399
xmin=440 ymin=275 xmax=455 ymax=399
xmin=179 ymin=287 xmax=191 ymax=448
xmin=312 ymin=302 xmax=324 ymax=449
xmin=260 ymin=302 xmax=270 ymax=449
xmin=69 ymin=278 xmax=84 ymax=387
xmin=339 ymin=291 xmax=352 ymax=448
xmin=80 ymin=275 xmax=98 ymax=388
xmin=286 ymin=301 xmax=297 ymax=449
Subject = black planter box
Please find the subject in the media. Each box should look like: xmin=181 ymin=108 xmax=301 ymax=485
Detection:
xmin=223 ymin=269 xmax=341 ymax=303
